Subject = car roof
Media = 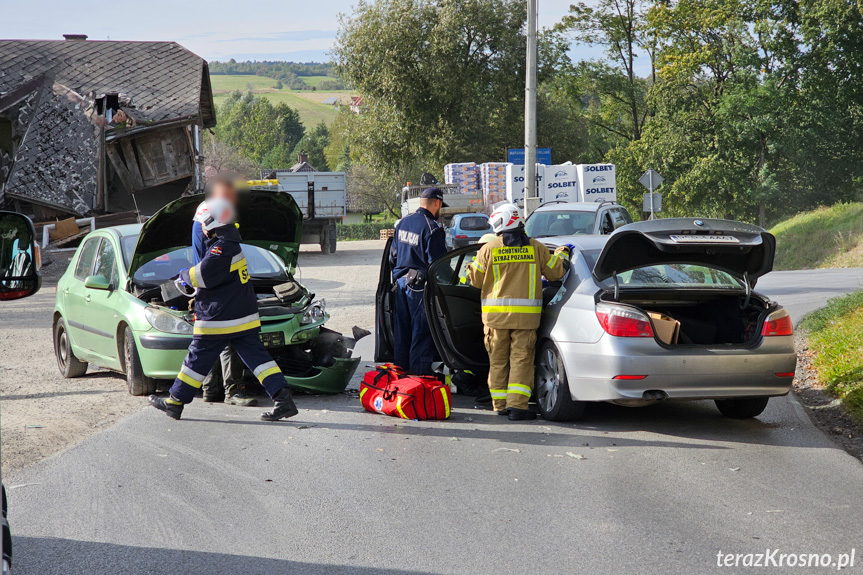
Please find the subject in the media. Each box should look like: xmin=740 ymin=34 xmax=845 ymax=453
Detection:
xmin=539 ymin=234 xmax=609 ymax=252
xmin=110 ymin=223 xmax=144 ymax=237
xmin=453 ymin=213 xmax=488 ymax=220
xmin=532 ymin=202 xmax=614 ymax=213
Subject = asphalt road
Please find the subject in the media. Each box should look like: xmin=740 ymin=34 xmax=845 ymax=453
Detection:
xmin=7 ymin=267 xmax=863 ymax=575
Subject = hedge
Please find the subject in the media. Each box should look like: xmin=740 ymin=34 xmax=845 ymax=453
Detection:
xmin=337 ymin=222 xmax=396 ymax=241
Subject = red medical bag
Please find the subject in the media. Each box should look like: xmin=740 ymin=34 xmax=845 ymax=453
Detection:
xmin=360 ymin=367 xmax=451 ymax=420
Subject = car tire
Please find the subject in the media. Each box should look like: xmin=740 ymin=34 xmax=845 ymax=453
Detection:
xmin=535 ymin=340 xmax=585 ymax=422
xmin=123 ymin=327 xmax=156 ymax=396
xmin=714 ymin=397 xmax=769 ymax=419
xmin=2 ymin=484 xmax=9 ymax=573
xmin=53 ymin=316 xmax=88 ymax=378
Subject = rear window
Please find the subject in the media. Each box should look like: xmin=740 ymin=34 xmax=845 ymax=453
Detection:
xmin=606 ymin=264 xmax=742 ymax=289
xmin=526 ymin=210 xmax=596 ymax=237
xmin=459 ymin=217 xmax=491 ymax=231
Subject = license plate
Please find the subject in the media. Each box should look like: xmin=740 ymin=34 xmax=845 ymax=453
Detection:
xmin=669 ymin=234 xmax=740 ymax=244
xmin=260 ymin=332 xmax=285 ymax=348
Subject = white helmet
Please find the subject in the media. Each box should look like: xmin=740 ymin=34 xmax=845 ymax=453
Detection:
xmin=488 ymin=203 xmax=522 ymax=234
xmin=194 ymin=198 xmax=236 ymax=232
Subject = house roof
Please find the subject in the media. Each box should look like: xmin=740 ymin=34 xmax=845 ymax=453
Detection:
xmin=322 ymin=97 xmax=338 ymax=105
xmin=289 ymin=161 xmax=317 ymax=173
xmin=0 ymin=39 xmax=216 ymax=128
xmin=0 ymin=39 xmax=216 ymax=214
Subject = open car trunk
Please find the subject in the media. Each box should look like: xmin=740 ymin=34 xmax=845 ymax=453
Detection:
xmin=599 ymin=290 xmax=773 ymax=347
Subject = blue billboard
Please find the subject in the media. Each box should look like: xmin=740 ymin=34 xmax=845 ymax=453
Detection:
xmin=507 ymin=148 xmax=552 ymax=165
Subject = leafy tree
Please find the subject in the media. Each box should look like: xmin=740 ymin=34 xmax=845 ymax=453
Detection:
xmin=214 ymin=91 xmax=305 ymax=165
xmin=290 ymin=121 xmax=331 ymax=171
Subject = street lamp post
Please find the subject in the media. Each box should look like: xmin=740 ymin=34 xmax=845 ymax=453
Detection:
xmin=524 ymin=0 xmax=539 ymax=218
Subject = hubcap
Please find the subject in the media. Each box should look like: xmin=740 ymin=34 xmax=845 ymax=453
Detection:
xmin=57 ymin=327 xmax=68 ymax=367
xmin=535 ymin=346 xmax=561 ymax=412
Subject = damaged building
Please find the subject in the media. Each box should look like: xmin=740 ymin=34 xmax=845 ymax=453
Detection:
xmin=0 ymin=35 xmax=216 ymax=220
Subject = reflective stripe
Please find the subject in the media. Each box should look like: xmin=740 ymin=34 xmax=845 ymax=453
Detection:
xmin=165 ymin=397 xmax=184 ymax=406
xmin=471 ymin=261 xmax=485 ymax=273
xmin=508 ymin=383 xmax=532 ymax=397
xmin=253 ymin=360 xmax=279 ymax=378
xmin=231 ymin=252 xmax=245 ymax=264
xmin=396 ymin=399 xmax=408 ymax=419
xmin=256 ymin=366 xmax=282 ymax=382
xmin=482 ymin=305 xmax=542 ymax=314
xmin=178 ymin=372 xmax=203 ymax=388
xmin=189 ymin=264 xmax=205 ymax=288
xmin=490 ymin=389 xmax=508 ymax=399
xmin=229 ymin=257 xmax=247 ymax=272
xmin=440 ymin=388 xmax=450 ymax=418
xmin=528 ymin=263 xmax=536 ymax=300
xmin=181 ymin=364 xmax=206 ymax=382
xmin=492 ymin=265 xmax=501 ymax=298
xmin=359 ymin=387 xmax=368 ymax=400
xmin=193 ymin=313 xmax=261 ymax=335
xmin=481 ymin=298 xmax=542 ymax=307
xmin=547 ymin=254 xmax=559 ymax=269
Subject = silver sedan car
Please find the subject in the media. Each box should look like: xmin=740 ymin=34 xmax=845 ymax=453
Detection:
xmin=375 ymin=218 xmax=797 ymax=422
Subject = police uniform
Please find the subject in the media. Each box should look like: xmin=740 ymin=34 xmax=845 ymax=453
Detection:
xmin=466 ymin=234 xmax=568 ymax=413
xmin=167 ymin=224 xmax=287 ymax=405
xmin=389 ymin=203 xmax=447 ymax=375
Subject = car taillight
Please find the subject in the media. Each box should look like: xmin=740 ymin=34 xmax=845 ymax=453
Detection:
xmin=762 ymin=308 xmax=793 ymax=336
xmin=596 ymin=303 xmax=654 ymax=337
xmin=455 ymin=234 xmax=468 ymax=239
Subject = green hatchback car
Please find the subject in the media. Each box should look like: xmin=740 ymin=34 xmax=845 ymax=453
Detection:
xmin=53 ymin=191 xmax=362 ymax=396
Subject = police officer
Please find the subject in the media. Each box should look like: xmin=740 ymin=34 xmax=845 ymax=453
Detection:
xmin=466 ymin=203 xmax=570 ymax=420
xmin=149 ymin=196 xmax=298 ymax=421
xmin=389 ymin=187 xmax=448 ymax=375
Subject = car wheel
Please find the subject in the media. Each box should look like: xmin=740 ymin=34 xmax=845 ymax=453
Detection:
xmin=2 ymin=483 xmax=11 ymax=572
xmin=53 ymin=317 xmax=88 ymax=378
xmin=714 ymin=397 xmax=769 ymax=418
xmin=535 ymin=340 xmax=585 ymax=422
xmin=123 ymin=327 xmax=156 ymax=396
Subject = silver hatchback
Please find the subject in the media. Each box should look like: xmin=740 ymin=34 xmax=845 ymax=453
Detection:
xmin=377 ymin=218 xmax=796 ymax=421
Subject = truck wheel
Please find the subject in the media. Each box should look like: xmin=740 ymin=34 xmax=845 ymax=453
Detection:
xmin=54 ymin=316 xmax=88 ymax=378
xmin=535 ymin=340 xmax=585 ymax=422
xmin=329 ymin=234 xmax=337 ymax=254
xmin=123 ymin=327 xmax=156 ymax=396
xmin=715 ymin=397 xmax=769 ymax=419
xmin=321 ymin=239 xmax=332 ymax=255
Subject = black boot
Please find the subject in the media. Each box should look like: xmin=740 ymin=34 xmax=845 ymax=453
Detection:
xmin=261 ymin=387 xmax=298 ymax=421
xmin=508 ymin=408 xmax=536 ymax=421
xmin=149 ymin=395 xmax=184 ymax=420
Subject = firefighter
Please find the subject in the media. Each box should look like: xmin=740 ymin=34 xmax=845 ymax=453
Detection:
xmin=148 ymin=196 xmax=298 ymax=421
xmin=465 ymin=203 xmax=570 ymax=420
xmin=389 ymin=187 xmax=448 ymax=375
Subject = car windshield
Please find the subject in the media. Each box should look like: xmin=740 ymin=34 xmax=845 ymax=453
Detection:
xmin=526 ymin=210 xmax=596 ymax=237
xmin=459 ymin=217 xmax=491 ymax=231
xmin=601 ymin=264 xmax=743 ymax=289
xmin=120 ymin=235 xmax=288 ymax=286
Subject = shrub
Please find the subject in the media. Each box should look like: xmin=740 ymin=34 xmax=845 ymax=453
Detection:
xmin=337 ymin=222 xmax=395 ymax=241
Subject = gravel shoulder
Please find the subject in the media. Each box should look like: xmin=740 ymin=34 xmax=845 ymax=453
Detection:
xmin=0 ymin=240 xmax=384 ymax=474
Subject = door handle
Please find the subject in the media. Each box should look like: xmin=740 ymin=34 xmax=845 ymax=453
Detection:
xmin=63 ymin=288 xmax=69 ymax=295
xmin=85 ymin=295 xmax=91 ymax=302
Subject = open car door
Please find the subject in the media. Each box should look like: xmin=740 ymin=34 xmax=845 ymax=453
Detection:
xmin=374 ymin=238 xmax=395 ymax=362
xmin=424 ymin=245 xmax=489 ymax=372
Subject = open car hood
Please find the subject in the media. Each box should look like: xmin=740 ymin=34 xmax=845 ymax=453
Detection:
xmin=129 ymin=190 xmax=303 ymax=277
xmin=592 ymin=218 xmax=775 ymax=286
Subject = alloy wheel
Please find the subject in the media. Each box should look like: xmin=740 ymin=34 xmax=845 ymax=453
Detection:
xmin=536 ymin=345 xmax=560 ymax=412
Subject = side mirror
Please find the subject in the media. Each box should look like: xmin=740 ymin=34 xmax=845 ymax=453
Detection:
xmin=0 ymin=211 xmax=41 ymax=301
xmin=84 ymin=275 xmax=111 ymax=291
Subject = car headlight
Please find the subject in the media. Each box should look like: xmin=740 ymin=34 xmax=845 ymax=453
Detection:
xmin=300 ymin=299 xmax=327 ymax=325
xmin=144 ymin=307 xmax=193 ymax=335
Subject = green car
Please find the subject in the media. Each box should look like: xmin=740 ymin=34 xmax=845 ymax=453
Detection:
xmin=53 ymin=191 xmax=362 ymax=396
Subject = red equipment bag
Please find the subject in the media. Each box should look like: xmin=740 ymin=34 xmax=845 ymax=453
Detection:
xmin=360 ymin=367 xmax=452 ymax=420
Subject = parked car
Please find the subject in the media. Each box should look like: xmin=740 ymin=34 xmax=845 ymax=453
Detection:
xmin=53 ymin=191 xmax=362 ymax=397
xmin=445 ymin=214 xmax=493 ymax=249
xmin=1 ymin=210 xmax=42 ymax=575
xmin=376 ymin=218 xmax=796 ymax=421
xmin=525 ymin=201 xmax=632 ymax=238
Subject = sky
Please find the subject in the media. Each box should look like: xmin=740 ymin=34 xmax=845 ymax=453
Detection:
xmin=1 ymin=0 xmax=604 ymax=63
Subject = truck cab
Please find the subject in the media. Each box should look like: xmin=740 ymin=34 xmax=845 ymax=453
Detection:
xmin=524 ymin=201 xmax=633 ymax=238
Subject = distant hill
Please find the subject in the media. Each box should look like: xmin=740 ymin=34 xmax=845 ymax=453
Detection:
xmin=208 ymin=61 xmax=348 ymax=91
xmin=771 ymin=203 xmax=863 ymax=270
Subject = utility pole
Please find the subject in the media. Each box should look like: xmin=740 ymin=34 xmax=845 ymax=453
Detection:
xmin=523 ymin=0 xmax=539 ymax=218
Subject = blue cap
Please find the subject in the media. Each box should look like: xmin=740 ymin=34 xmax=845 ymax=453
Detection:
xmin=420 ymin=187 xmax=448 ymax=207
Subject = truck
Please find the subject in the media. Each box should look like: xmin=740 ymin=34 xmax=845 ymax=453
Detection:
xmin=399 ymin=183 xmax=484 ymax=224
xmin=248 ymin=171 xmax=346 ymax=254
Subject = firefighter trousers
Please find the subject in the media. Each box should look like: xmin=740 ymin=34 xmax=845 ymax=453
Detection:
xmin=169 ymin=330 xmax=287 ymax=404
xmin=483 ymin=326 xmax=537 ymax=411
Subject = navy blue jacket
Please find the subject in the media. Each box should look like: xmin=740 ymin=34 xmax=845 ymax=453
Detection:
xmin=390 ymin=208 xmax=447 ymax=280
xmin=180 ymin=225 xmax=259 ymax=337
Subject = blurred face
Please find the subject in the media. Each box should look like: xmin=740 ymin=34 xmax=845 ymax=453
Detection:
xmin=209 ymin=181 xmax=238 ymax=206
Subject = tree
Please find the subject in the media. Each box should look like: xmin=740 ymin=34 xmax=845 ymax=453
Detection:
xmin=290 ymin=121 xmax=331 ymax=171
xmin=333 ymin=0 xmax=529 ymax=178
xmin=214 ymin=91 xmax=305 ymax=165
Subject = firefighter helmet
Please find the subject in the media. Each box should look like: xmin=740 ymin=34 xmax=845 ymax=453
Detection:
xmin=489 ymin=203 xmax=522 ymax=234
xmin=194 ymin=198 xmax=236 ymax=232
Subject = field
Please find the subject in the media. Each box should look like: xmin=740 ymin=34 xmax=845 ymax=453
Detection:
xmin=210 ymin=74 xmax=350 ymax=127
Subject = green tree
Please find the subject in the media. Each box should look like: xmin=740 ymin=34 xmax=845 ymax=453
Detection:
xmin=214 ymin=91 xmax=305 ymax=165
xmin=290 ymin=121 xmax=331 ymax=171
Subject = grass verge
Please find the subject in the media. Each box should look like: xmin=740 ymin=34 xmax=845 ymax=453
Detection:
xmin=799 ymin=290 xmax=863 ymax=423
xmin=771 ymin=202 xmax=863 ymax=270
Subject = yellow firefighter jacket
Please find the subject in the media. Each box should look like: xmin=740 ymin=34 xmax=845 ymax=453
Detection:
xmin=465 ymin=236 xmax=568 ymax=330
